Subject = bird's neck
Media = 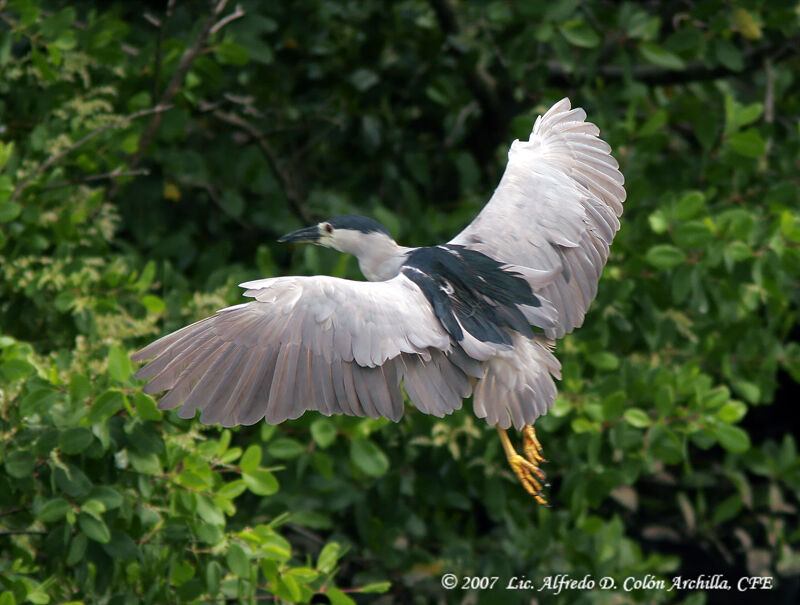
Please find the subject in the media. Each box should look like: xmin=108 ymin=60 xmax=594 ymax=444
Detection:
xmin=353 ymin=235 xmax=412 ymax=281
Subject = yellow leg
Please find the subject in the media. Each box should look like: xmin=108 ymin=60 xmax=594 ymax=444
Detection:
xmin=497 ymin=425 xmax=548 ymax=505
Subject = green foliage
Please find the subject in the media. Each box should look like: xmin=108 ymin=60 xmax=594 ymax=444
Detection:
xmin=1 ymin=0 xmax=799 ymax=603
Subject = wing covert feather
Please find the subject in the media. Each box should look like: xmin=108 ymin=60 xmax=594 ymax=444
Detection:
xmin=133 ymin=274 xmax=456 ymax=426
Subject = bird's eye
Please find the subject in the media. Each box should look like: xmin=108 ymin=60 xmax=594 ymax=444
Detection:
xmin=324 ymin=223 xmax=333 ymax=234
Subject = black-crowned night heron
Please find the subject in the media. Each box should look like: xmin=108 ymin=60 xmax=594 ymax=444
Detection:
xmin=132 ymin=99 xmax=626 ymax=503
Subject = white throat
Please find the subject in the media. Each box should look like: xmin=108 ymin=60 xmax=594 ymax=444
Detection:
xmin=330 ymin=230 xmax=412 ymax=281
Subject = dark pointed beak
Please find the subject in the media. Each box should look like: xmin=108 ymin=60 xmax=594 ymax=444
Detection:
xmin=278 ymin=225 xmax=320 ymax=244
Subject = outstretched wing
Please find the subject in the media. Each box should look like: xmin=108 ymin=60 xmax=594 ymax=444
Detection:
xmin=132 ymin=274 xmax=470 ymax=426
xmin=449 ymin=98 xmax=626 ymax=338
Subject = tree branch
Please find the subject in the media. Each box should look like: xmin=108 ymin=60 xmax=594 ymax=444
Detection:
xmin=211 ymin=109 xmax=313 ymax=224
xmin=0 ymin=529 xmax=47 ymax=536
xmin=210 ymin=3 xmax=245 ymax=35
xmin=10 ymin=105 xmax=171 ymax=203
xmin=428 ymin=0 xmax=505 ymax=119
xmin=151 ymin=0 xmax=176 ymax=101
xmin=427 ymin=0 xmax=516 ymax=164
xmin=124 ymin=0 xmax=229 ymax=174
xmin=42 ymin=168 xmax=150 ymax=190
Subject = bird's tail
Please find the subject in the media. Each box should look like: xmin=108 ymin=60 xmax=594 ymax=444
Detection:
xmin=471 ymin=334 xmax=561 ymax=430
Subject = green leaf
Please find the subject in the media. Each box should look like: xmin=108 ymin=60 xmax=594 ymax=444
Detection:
xmin=79 ymin=512 xmax=111 ymax=543
xmin=672 ymin=220 xmax=713 ymax=248
xmin=216 ymin=478 xmax=247 ymax=500
xmin=286 ymin=566 xmax=319 ymax=584
xmin=712 ymin=494 xmax=743 ymax=524
xmin=215 ymin=40 xmax=250 ymax=65
xmin=102 ymin=530 xmax=139 ymax=559
xmin=674 ymin=191 xmax=705 ymax=220
xmin=0 ymin=201 xmax=21 ymax=222
xmin=357 ymin=581 xmax=391 ymax=594
xmin=88 ymin=390 xmax=125 ymax=424
xmin=728 ymin=129 xmax=766 ymax=158
xmin=310 ymin=419 xmax=337 ymax=448
xmin=176 ymin=470 xmax=212 ymax=490
xmin=129 ymin=450 xmax=160 ymax=475
xmin=645 ymin=245 xmax=686 ymax=269
xmin=198 ymin=523 xmax=224 ymax=545
xmin=714 ymin=423 xmax=751 ymax=453
xmin=559 ymin=21 xmax=600 ymax=48
xmin=87 ymin=486 xmax=123 ymax=510
xmin=715 ymin=39 xmax=743 ymax=71
xmin=243 ymin=469 xmax=279 ymax=495
xmin=639 ymin=43 xmax=684 ymax=69
xmin=623 ymin=408 xmax=651 ymax=428
xmin=732 ymin=380 xmax=760 ymax=404
xmin=226 ymin=543 xmax=250 ymax=578
xmin=196 ymin=494 xmax=225 ymax=525
xmin=261 ymin=532 xmax=292 ymax=561
xmin=220 ymin=190 xmax=244 ymax=218
xmin=141 ymin=294 xmax=166 ymax=314
xmin=571 ymin=417 xmax=597 ymax=433
xmin=587 ymin=352 xmax=620 ymax=370
xmin=38 ymin=497 xmax=71 ymax=522
xmin=349 ymin=438 xmax=389 ymax=477
xmin=702 ymin=387 xmax=730 ymax=409
xmin=170 ymin=560 xmax=195 ymax=586
xmin=349 ymin=68 xmax=379 ymax=91
xmin=69 ymin=374 xmax=91 ymax=403
xmin=648 ymin=210 xmax=669 ymax=234
xmin=650 ymin=425 xmax=683 ymax=464
xmin=20 ymin=388 xmax=58 ymax=417
xmin=108 ymin=344 xmax=131 ymax=382
xmin=59 ymin=427 xmax=93 ymax=455
xmin=66 ymin=533 xmax=87 ymax=567
xmin=5 ymin=450 xmax=36 ymax=478
xmin=716 ymin=401 xmax=747 ymax=423
xmin=240 ymin=444 xmax=261 ymax=472
xmin=267 ymin=437 xmax=306 ymax=459
xmin=0 ymin=358 xmax=35 ymax=381
xmin=734 ymin=103 xmax=764 ymax=129
xmin=638 ymin=109 xmax=667 ymax=136
xmin=54 ymin=464 xmax=92 ymax=498
xmin=317 ymin=541 xmax=342 ymax=574
xmin=25 ymin=592 xmax=48 ymax=605
xmin=327 ymin=587 xmax=357 ymax=605
xmin=206 ymin=561 xmax=222 ymax=595
xmin=133 ymin=392 xmax=163 ymax=421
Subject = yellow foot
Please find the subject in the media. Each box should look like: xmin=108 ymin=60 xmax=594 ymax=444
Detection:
xmin=497 ymin=426 xmax=548 ymax=505
xmin=523 ymin=425 xmax=546 ymax=465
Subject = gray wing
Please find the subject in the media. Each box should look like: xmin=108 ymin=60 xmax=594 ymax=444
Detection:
xmin=450 ymin=98 xmax=626 ymax=338
xmin=132 ymin=274 xmax=476 ymax=426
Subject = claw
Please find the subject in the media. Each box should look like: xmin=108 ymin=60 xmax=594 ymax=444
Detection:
xmin=497 ymin=426 xmax=548 ymax=505
xmin=523 ymin=425 xmax=546 ymax=466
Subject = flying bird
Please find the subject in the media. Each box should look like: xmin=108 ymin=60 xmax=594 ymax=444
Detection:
xmin=132 ymin=98 xmax=626 ymax=503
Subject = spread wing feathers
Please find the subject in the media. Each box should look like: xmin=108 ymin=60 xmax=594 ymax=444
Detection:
xmin=399 ymin=347 xmax=482 ymax=417
xmin=472 ymin=334 xmax=562 ymax=430
xmin=132 ymin=274 xmax=480 ymax=426
xmin=449 ymin=98 xmax=626 ymax=338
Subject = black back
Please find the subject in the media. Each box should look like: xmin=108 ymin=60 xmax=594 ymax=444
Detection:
xmin=402 ymin=245 xmax=539 ymax=347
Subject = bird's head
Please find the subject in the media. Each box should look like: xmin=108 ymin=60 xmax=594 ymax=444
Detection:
xmin=278 ymin=214 xmax=394 ymax=255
